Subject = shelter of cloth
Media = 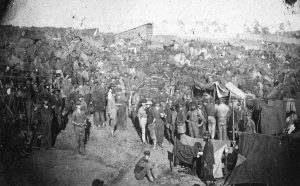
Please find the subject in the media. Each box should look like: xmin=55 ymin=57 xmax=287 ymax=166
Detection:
xmin=225 ymin=133 xmax=291 ymax=186
xmin=260 ymin=101 xmax=285 ymax=135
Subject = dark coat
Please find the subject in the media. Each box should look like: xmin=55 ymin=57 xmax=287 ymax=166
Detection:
xmin=201 ymin=140 xmax=215 ymax=181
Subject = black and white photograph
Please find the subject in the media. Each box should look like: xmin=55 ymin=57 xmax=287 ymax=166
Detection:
xmin=0 ymin=0 xmax=299 ymax=185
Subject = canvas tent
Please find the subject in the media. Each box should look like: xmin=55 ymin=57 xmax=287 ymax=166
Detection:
xmin=194 ymin=80 xmax=246 ymax=100
xmin=225 ymin=133 xmax=291 ymax=186
xmin=177 ymin=134 xmax=231 ymax=178
xmin=260 ymin=100 xmax=285 ymax=135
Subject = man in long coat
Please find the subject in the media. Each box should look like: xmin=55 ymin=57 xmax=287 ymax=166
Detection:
xmin=38 ymin=97 xmax=53 ymax=149
xmin=201 ymin=132 xmax=215 ymax=185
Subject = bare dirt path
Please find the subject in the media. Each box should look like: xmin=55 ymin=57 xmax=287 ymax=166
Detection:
xmin=1 ymin=116 xmax=207 ymax=186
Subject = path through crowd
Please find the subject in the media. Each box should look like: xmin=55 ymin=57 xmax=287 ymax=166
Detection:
xmin=1 ymin=115 xmax=208 ymax=186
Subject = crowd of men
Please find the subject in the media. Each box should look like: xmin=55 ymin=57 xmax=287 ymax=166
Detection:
xmin=0 ymin=60 xmax=259 ymax=158
xmin=134 ymin=95 xmax=257 ymax=150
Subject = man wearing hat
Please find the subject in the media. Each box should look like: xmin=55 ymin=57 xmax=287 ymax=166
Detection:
xmin=148 ymin=100 xmax=166 ymax=148
xmin=134 ymin=151 xmax=158 ymax=182
xmin=138 ymin=99 xmax=148 ymax=143
xmin=201 ymin=132 xmax=215 ymax=185
xmin=244 ymin=112 xmax=256 ymax=133
xmin=186 ymin=101 xmax=205 ymax=138
xmin=71 ymin=102 xmax=87 ymax=155
xmin=146 ymin=100 xmax=157 ymax=148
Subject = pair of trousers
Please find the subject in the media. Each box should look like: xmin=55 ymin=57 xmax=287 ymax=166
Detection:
xmin=218 ymin=123 xmax=227 ymax=140
xmin=166 ymin=124 xmax=175 ymax=142
xmin=94 ymin=111 xmax=105 ymax=126
xmin=188 ymin=121 xmax=199 ymax=138
xmin=148 ymin=123 xmax=156 ymax=145
xmin=208 ymin=116 xmax=216 ymax=139
xmin=155 ymin=121 xmax=165 ymax=145
xmin=139 ymin=117 xmax=147 ymax=142
xmin=74 ymin=126 xmax=85 ymax=153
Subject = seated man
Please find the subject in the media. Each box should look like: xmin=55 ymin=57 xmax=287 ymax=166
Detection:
xmin=134 ymin=151 xmax=158 ymax=182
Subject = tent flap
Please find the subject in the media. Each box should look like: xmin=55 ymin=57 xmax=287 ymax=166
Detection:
xmin=225 ymin=82 xmax=246 ymax=99
xmin=225 ymin=133 xmax=291 ymax=186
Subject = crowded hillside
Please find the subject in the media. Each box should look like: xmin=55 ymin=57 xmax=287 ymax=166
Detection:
xmin=0 ymin=25 xmax=299 ymax=185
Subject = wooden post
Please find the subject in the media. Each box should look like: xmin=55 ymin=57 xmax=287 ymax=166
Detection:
xmin=232 ymin=99 xmax=235 ymax=141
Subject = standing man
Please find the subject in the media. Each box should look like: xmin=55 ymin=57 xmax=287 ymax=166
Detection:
xmin=138 ymin=100 xmax=148 ymax=143
xmin=148 ymin=100 xmax=165 ymax=148
xmin=24 ymin=79 xmax=35 ymax=129
xmin=146 ymin=100 xmax=156 ymax=149
xmin=215 ymin=98 xmax=230 ymax=140
xmin=134 ymin=151 xmax=158 ymax=182
xmin=71 ymin=102 xmax=87 ymax=155
xmin=164 ymin=99 xmax=174 ymax=143
xmin=204 ymin=98 xmax=216 ymax=139
xmin=176 ymin=100 xmax=187 ymax=129
xmin=244 ymin=112 xmax=256 ymax=133
xmin=201 ymin=132 xmax=215 ymax=186
xmin=92 ymin=83 xmax=106 ymax=128
xmin=38 ymin=96 xmax=53 ymax=150
xmin=107 ymin=87 xmax=117 ymax=136
xmin=186 ymin=102 xmax=205 ymax=138
xmin=50 ymin=89 xmax=63 ymax=147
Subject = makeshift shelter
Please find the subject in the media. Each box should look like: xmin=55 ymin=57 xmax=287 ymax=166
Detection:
xmin=193 ymin=80 xmax=228 ymax=99
xmin=260 ymin=100 xmax=285 ymax=135
xmin=174 ymin=134 xmax=231 ymax=179
xmin=225 ymin=82 xmax=246 ymax=99
xmin=193 ymin=80 xmax=247 ymax=100
xmin=225 ymin=133 xmax=291 ymax=186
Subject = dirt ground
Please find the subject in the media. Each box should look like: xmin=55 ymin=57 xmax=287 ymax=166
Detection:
xmin=0 ymin=115 xmax=220 ymax=186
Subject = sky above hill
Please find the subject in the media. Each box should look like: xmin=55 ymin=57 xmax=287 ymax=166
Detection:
xmin=2 ymin=0 xmax=300 ymax=36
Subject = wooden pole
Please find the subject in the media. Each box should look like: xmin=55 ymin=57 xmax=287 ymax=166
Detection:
xmin=232 ymin=98 xmax=235 ymax=141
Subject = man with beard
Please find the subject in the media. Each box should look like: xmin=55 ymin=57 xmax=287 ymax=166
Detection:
xmin=201 ymin=132 xmax=215 ymax=186
xmin=187 ymin=102 xmax=205 ymax=138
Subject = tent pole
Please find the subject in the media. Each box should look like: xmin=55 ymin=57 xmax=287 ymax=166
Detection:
xmin=213 ymin=85 xmax=216 ymax=102
xmin=232 ymin=97 xmax=235 ymax=141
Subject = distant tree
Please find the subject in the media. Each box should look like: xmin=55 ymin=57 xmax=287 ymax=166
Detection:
xmin=253 ymin=20 xmax=261 ymax=34
xmin=279 ymin=23 xmax=285 ymax=32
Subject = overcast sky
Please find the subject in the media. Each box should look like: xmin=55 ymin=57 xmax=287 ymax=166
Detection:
xmin=2 ymin=0 xmax=300 ymax=36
